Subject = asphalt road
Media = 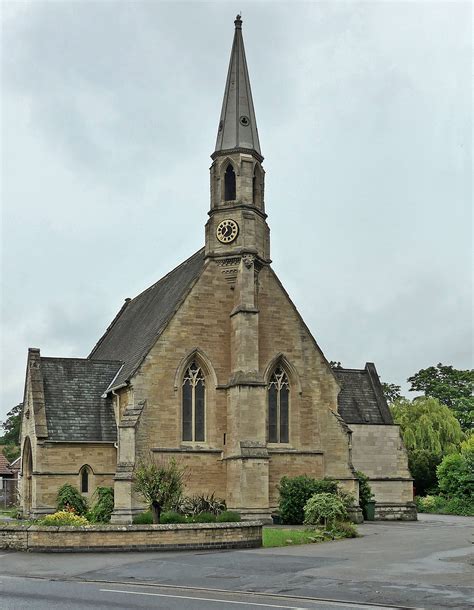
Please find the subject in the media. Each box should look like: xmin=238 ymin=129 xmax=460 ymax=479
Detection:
xmin=0 ymin=514 xmax=472 ymax=610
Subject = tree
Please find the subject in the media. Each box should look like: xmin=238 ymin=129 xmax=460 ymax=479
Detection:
xmin=0 ymin=403 xmax=22 ymax=445
xmin=133 ymin=456 xmax=186 ymax=524
xmin=391 ymin=397 xmax=464 ymax=495
xmin=0 ymin=403 xmax=22 ymax=463
xmin=381 ymin=382 xmax=402 ymax=404
xmin=408 ymin=364 xmax=473 ymax=431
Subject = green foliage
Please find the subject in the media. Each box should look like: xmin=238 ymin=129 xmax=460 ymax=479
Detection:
xmin=0 ymin=404 xmax=22 ymax=445
xmin=2 ymin=443 xmax=20 ymax=463
xmin=355 ymin=471 xmax=373 ymax=509
xmin=278 ymin=476 xmax=339 ymax=525
xmin=460 ymin=433 xmax=474 ymax=470
xmin=160 ymin=511 xmax=186 ymax=524
xmin=327 ymin=521 xmax=359 ymax=539
xmin=408 ymin=363 xmax=474 ymax=431
xmin=437 ymin=452 xmax=473 ymax=499
xmin=391 ymin=397 xmax=463 ymax=454
xmin=303 ymin=493 xmax=347 ymax=527
xmin=416 ymin=494 xmax=474 ymax=516
xmin=57 ymin=483 xmax=88 ymax=516
xmin=174 ymin=492 xmax=226 ymax=517
xmin=381 ymin=382 xmax=402 ymax=404
xmin=408 ymin=449 xmax=442 ymax=496
xmin=336 ymin=488 xmax=356 ymax=511
xmin=133 ymin=456 xmax=187 ymax=524
xmin=189 ymin=511 xmax=216 ymax=523
xmin=87 ymin=487 xmax=114 ymax=523
xmin=392 ymin=397 xmax=463 ymax=496
xmin=132 ymin=511 xmax=153 ymax=524
xmin=216 ymin=510 xmax=241 ymax=522
xmin=39 ymin=510 xmax=89 ymax=526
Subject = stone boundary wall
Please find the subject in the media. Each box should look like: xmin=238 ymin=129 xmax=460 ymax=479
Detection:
xmin=375 ymin=503 xmax=417 ymax=521
xmin=0 ymin=521 xmax=262 ymax=552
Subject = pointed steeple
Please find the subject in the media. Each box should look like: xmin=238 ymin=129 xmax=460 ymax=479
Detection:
xmin=214 ymin=15 xmax=262 ymax=160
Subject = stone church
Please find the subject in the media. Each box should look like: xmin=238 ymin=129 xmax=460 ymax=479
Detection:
xmin=20 ymin=16 xmax=415 ymax=522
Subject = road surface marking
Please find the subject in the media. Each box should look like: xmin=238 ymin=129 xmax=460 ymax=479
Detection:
xmin=100 ymin=588 xmax=309 ymax=609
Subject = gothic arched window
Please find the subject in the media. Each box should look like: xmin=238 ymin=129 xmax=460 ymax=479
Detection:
xmin=224 ymin=164 xmax=236 ymax=201
xmin=80 ymin=465 xmax=91 ymax=493
xmin=182 ymin=361 xmax=205 ymax=442
xmin=268 ymin=366 xmax=289 ymax=443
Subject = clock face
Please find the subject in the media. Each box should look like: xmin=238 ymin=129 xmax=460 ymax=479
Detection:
xmin=216 ymin=219 xmax=239 ymax=244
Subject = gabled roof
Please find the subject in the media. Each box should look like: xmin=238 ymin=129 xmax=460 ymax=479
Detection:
xmin=41 ymin=357 xmax=121 ymax=442
xmin=333 ymin=362 xmax=393 ymax=425
xmin=89 ymin=248 xmax=206 ymax=390
xmin=214 ymin=15 xmax=261 ymax=159
xmin=0 ymin=452 xmax=14 ymax=476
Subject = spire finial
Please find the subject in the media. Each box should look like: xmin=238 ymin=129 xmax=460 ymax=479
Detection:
xmin=234 ymin=14 xmax=242 ymax=29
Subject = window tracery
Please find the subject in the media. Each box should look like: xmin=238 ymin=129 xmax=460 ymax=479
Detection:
xmin=268 ymin=366 xmax=289 ymax=443
xmin=182 ymin=361 xmax=206 ymax=442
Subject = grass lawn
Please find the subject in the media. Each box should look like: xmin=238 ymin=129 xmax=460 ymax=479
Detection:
xmin=0 ymin=508 xmax=18 ymax=518
xmin=263 ymin=528 xmax=324 ymax=548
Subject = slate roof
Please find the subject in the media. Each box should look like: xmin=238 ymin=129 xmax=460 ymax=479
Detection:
xmin=214 ymin=16 xmax=261 ymax=158
xmin=89 ymin=248 xmax=205 ymax=390
xmin=41 ymin=357 xmax=122 ymax=442
xmin=333 ymin=362 xmax=393 ymax=425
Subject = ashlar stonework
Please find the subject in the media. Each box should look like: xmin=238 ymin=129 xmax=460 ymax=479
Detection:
xmin=19 ymin=15 xmax=415 ymax=523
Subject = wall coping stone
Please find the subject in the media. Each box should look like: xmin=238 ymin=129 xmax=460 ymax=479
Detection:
xmin=0 ymin=521 xmax=263 ymax=552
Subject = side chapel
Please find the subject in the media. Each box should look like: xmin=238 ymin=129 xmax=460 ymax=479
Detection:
xmin=20 ymin=16 xmax=415 ymax=522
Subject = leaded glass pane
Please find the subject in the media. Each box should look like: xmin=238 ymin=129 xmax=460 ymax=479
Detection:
xmin=268 ymin=384 xmax=278 ymax=442
xmin=280 ymin=385 xmax=289 ymax=443
xmin=182 ymin=380 xmax=193 ymax=441
xmin=195 ymin=381 xmax=205 ymax=441
xmin=81 ymin=468 xmax=89 ymax=493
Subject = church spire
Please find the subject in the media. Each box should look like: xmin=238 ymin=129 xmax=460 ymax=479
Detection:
xmin=214 ymin=15 xmax=262 ymax=160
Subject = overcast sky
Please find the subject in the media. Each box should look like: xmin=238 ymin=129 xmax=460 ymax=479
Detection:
xmin=1 ymin=1 xmax=472 ymax=424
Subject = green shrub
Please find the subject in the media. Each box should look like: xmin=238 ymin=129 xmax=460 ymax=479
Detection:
xmin=337 ymin=489 xmax=356 ymax=510
xmin=416 ymin=494 xmax=474 ymax=516
xmin=416 ymin=495 xmax=445 ymax=513
xmin=160 ymin=511 xmax=186 ymax=524
xmin=174 ymin=493 xmax=226 ymax=517
xmin=40 ymin=510 xmax=89 ymax=527
xmin=88 ymin=487 xmax=114 ymax=523
xmin=132 ymin=511 xmax=153 ymax=524
xmin=355 ymin=471 xmax=374 ymax=509
xmin=189 ymin=511 xmax=216 ymax=523
xmin=408 ymin=449 xmax=442 ymax=496
xmin=303 ymin=493 xmax=347 ymax=527
xmin=278 ymin=476 xmax=338 ymax=525
xmin=329 ymin=521 xmax=359 ymax=539
xmin=216 ymin=511 xmax=241 ymax=522
xmin=57 ymin=483 xmax=88 ymax=516
xmin=437 ymin=452 xmax=474 ymax=499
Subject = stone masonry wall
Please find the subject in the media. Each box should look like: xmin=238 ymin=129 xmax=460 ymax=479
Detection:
xmin=130 ymin=260 xmax=355 ymax=512
xmin=0 ymin=522 xmax=262 ymax=552
xmin=350 ymin=423 xmax=414 ymax=508
xmin=31 ymin=443 xmax=116 ymax=516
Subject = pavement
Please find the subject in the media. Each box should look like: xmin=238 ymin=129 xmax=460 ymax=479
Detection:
xmin=0 ymin=513 xmax=472 ymax=610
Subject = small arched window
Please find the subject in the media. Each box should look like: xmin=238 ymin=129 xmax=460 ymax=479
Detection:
xmin=80 ymin=465 xmax=90 ymax=493
xmin=268 ymin=366 xmax=289 ymax=443
xmin=224 ymin=164 xmax=236 ymax=201
xmin=182 ymin=361 xmax=205 ymax=442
